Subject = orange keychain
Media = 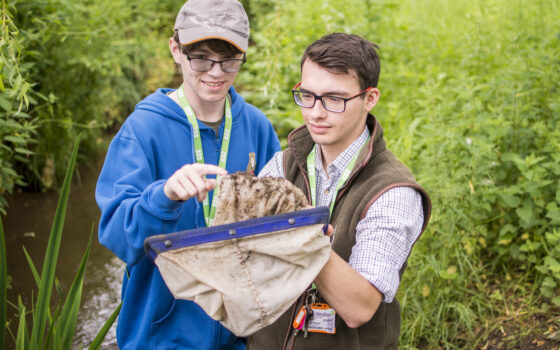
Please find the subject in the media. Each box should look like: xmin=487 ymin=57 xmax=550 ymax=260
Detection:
xmin=292 ymin=306 xmax=307 ymax=330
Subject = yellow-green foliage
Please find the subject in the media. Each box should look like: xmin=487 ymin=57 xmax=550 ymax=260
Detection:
xmin=239 ymin=0 xmax=374 ymax=147
xmin=239 ymin=0 xmax=560 ymax=347
xmin=1 ymin=0 xmax=559 ymax=347
xmin=0 ymin=0 xmax=181 ymax=211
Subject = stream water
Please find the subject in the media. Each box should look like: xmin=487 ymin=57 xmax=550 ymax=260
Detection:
xmin=3 ymin=156 xmax=121 ymax=349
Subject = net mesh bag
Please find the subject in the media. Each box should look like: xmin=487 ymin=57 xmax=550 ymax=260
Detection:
xmin=145 ymin=173 xmax=331 ymax=336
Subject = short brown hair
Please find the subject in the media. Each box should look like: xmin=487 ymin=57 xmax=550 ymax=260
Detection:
xmin=300 ymin=33 xmax=380 ymax=89
xmin=173 ymin=31 xmax=242 ymax=57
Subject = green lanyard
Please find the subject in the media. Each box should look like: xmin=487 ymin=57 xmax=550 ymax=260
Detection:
xmin=177 ymin=84 xmax=232 ymax=227
xmin=306 ymin=138 xmax=369 ymax=215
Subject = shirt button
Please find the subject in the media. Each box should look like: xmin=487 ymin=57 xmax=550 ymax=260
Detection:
xmin=324 ymin=189 xmax=330 ymax=194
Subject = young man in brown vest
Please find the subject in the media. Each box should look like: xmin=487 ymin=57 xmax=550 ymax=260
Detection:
xmin=252 ymin=33 xmax=431 ymax=349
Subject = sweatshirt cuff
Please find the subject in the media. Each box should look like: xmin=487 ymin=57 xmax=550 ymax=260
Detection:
xmin=145 ymin=180 xmax=183 ymax=219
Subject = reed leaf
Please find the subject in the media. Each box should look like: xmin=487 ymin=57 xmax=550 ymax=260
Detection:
xmin=44 ymin=280 xmax=62 ymax=350
xmin=29 ymin=134 xmax=80 ymax=348
xmin=54 ymin=231 xmax=92 ymax=350
xmin=15 ymin=297 xmax=29 ymax=350
xmin=88 ymin=301 xmax=122 ymax=350
xmin=0 ymin=217 xmax=6 ymax=349
xmin=22 ymin=247 xmax=40 ymax=288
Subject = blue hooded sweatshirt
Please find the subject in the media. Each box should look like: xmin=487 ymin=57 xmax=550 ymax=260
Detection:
xmin=96 ymin=87 xmax=280 ymax=350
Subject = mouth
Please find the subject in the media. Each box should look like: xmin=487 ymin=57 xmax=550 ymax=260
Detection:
xmin=307 ymin=122 xmax=331 ymax=134
xmin=202 ymin=80 xmax=225 ymax=88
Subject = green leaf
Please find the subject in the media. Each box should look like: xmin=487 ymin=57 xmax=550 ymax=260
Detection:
xmin=29 ymin=135 xmax=81 ymax=349
xmin=0 ymin=217 xmax=6 ymax=349
xmin=499 ymin=194 xmax=521 ymax=208
xmin=499 ymin=224 xmax=516 ymax=236
xmin=544 ymin=256 xmax=560 ymax=274
xmin=542 ymin=285 xmax=555 ymax=298
xmin=490 ymin=290 xmax=503 ymax=301
xmin=552 ymin=296 xmax=560 ymax=308
xmin=3 ymin=135 xmax=27 ymax=144
xmin=55 ymin=230 xmax=92 ymax=350
xmin=22 ymin=246 xmax=40 ymax=288
xmin=520 ymin=240 xmax=541 ymax=252
xmin=542 ymin=277 xmax=557 ymax=289
xmin=545 ymin=202 xmax=560 ymax=225
xmin=88 ymin=301 xmax=122 ymax=350
xmin=438 ymin=266 xmax=458 ymax=280
xmin=0 ymin=95 xmax=11 ymax=111
xmin=14 ymin=147 xmax=33 ymax=156
xmin=16 ymin=297 xmax=29 ymax=350
xmin=516 ymin=200 xmax=534 ymax=226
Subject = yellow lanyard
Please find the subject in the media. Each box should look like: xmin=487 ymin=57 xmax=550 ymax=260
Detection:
xmin=177 ymin=85 xmax=232 ymax=226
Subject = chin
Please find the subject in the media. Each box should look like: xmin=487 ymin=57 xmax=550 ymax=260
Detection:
xmin=309 ymin=134 xmax=332 ymax=146
xmin=202 ymin=92 xmax=227 ymax=102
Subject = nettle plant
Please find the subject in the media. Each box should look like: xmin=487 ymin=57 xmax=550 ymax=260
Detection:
xmin=484 ymin=148 xmax=560 ymax=306
xmin=474 ymin=83 xmax=560 ymax=307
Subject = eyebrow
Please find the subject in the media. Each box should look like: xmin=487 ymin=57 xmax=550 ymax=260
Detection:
xmin=299 ymin=86 xmax=351 ymax=97
xmin=188 ymin=48 xmax=212 ymax=55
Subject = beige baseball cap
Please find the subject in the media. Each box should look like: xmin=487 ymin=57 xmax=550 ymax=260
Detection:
xmin=174 ymin=0 xmax=250 ymax=52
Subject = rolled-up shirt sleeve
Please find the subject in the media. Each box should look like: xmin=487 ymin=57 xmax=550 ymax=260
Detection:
xmin=257 ymin=151 xmax=284 ymax=178
xmin=349 ymin=186 xmax=424 ymax=303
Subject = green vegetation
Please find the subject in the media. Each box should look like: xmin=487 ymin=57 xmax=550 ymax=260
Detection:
xmin=238 ymin=0 xmax=560 ymax=347
xmin=0 ymin=0 xmax=179 ymax=211
xmin=1 ymin=0 xmax=559 ymax=348
xmin=1 ymin=136 xmax=118 ymax=349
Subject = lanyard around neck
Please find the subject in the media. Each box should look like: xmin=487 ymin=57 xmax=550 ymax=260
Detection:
xmin=306 ymin=138 xmax=369 ymax=215
xmin=176 ymin=84 xmax=232 ymax=227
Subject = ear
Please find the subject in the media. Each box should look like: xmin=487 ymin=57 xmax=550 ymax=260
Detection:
xmin=169 ymin=37 xmax=183 ymax=65
xmin=364 ymin=87 xmax=380 ymax=112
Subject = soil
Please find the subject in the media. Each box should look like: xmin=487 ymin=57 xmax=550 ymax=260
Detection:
xmin=212 ymin=172 xmax=309 ymax=226
xmin=479 ymin=313 xmax=560 ymax=349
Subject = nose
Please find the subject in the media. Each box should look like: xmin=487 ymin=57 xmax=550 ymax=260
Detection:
xmin=207 ymin=62 xmax=225 ymax=76
xmin=309 ymin=98 xmax=327 ymax=119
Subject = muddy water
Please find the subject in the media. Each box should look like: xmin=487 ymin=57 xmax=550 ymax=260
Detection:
xmin=3 ymin=157 xmax=121 ymax=349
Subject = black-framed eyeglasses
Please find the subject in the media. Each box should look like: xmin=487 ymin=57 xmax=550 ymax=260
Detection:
xmin=183 ymin=51 xmax=246 ymax=73
xmin=292 ymin=82 xmax=372 ymax=113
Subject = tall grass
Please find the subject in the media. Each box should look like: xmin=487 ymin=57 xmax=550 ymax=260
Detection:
xmin=239 ymin=0 xmax=560 ymax=347
xmin=1 ymin=136 xmax=118 ymax=349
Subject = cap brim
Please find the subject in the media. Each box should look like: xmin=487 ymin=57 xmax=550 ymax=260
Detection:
xmin=178 ymin=29 xmax=248 ymax=52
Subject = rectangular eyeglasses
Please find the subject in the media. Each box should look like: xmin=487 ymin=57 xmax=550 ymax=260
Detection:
xmin=183 ymin=50 xmax=246 ymax=73
xmin=292 ymin=82 xmax=372 ymax=113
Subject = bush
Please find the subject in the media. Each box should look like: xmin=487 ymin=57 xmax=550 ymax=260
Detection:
xmin=0 ymin=0 xmax=181 ymax=211
xmin=0 ymin=0 xmax=37 ymax=211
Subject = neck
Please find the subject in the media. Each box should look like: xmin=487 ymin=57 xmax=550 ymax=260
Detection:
xmin=182 ymin=86 xmax=226 ymax=123
xmin=320 ymin=146 xmax=339 ymax=173
xmin=318 ymin=123 xmax=369 ymax=172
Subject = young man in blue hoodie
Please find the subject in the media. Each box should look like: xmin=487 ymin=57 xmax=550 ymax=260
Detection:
xmin=95 ymin=0 xmax=280 ymax=348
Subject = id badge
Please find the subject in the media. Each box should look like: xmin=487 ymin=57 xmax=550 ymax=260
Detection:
xmin=307 ymin=303 xmax=336 ymax=334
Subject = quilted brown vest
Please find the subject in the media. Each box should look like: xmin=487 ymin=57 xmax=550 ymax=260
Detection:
xmin=248 ymin=115 xmax=431 ymax=350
